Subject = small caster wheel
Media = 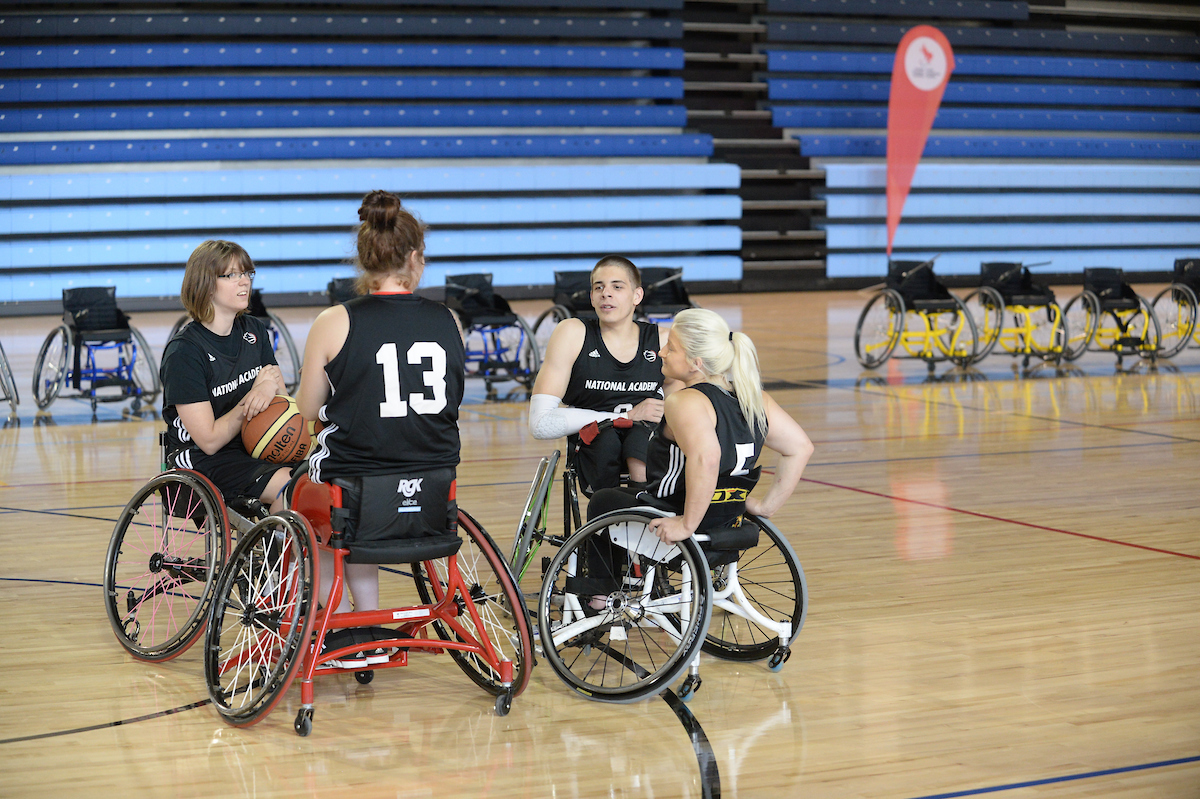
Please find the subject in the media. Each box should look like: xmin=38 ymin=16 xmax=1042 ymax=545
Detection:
xmin=354 ymin=670 xmax=374 ymax=685
xmin=678 ymin=674 xmax=701 ymax=703
xmin=768 ymin=646 xmax=792 ymax=673
xmin=294 ymin=708 xmax=313 ymax=737
xmin=130 ymin=398 xmax=142 ymax=413
xmin=494 ymin=691 xmax=513 ymax=717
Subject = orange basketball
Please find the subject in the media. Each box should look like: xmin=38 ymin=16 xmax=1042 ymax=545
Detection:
xmin=241 ymin=395 xmax=311 ymax=463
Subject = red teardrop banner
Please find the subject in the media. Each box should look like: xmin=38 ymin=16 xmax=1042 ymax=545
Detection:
xmin=886 ymin=26 xmax=955 ymax=257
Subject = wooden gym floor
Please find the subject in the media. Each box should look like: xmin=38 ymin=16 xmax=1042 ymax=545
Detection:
xmin=0 ymin=288 xmax=1197 ymax=798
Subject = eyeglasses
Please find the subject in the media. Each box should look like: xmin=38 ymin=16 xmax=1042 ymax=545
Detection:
xmin=217 ymin=270 xmax=256 ymax=281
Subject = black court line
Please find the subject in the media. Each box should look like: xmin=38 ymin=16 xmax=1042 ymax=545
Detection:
xmin=596 ymin=641 xmax=720 ymax=799
xmin=906 ymin=754 xmax=1200 ymax=799
xmin=0 ymin=700 xmax=211 ymax=745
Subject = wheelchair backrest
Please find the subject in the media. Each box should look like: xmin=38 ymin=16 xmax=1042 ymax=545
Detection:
xmin=1083 ymin=267 xmax=1133 ymax=301
xmin=62 ymin=286 xmax=129 ymax=331
xmin=638 ymin=267 xmax=691 ymax=310
xmin=886 ymin=260 xmax=949 ymax=304
xmin=327 ymin=277 xmax=359 ymax=305
xmin=248 ymin=289 xmax=270 ymax=319
xmin=553 ymin=270 xmax=593 ymax=313
xmin=445 ymin=273 xmax=512 ymax=318
xmin=980 ymin=262 xmax=1026 ymax=293
xmin=1175 ymin=258 xmax=1200 ymax=291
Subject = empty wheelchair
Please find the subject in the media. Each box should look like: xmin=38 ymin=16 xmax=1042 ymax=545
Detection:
xmin=169 ymin=289 xmax=301 ymax=392
xmin=536 ymin=502 xmax=806 ymax=703
xmin=33 ymin=287 xmax=160 ymax=413
xmin=1062 ymin=268 xmax=1160 ymax=364
xmin=637 ymin=267 xmax=698 ymax=324
xmin=445 ymin=273 xmax=540 ymax=399
xmin=854 ymin=259 xmax=978 ymax=369
xmin=103 ymin=433 xmax=271 ymax=662
xmin=202 ymin=470 xmax=533 ymax=734
xmin=0 ymin=338 xmax=18 ymax=415
xmin=962 ymin=262 xmax=1065 ymax=366
xmin=1150 ymin=257 xmax=1200 ymax=359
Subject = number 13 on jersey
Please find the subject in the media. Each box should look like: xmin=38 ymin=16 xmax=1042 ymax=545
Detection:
xmin=376 ymin=341 xmax=448 ymax=417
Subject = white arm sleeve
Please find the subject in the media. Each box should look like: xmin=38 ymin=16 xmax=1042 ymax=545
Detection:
xmin=528 ymin=394 xmax=622 ymax=440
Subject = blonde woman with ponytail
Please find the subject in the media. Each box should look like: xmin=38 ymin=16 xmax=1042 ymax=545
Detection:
xmin=589 ymin=307 xmax=814 ymax=543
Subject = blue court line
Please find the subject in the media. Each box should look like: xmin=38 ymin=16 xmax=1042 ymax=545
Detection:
xmin=907 ymin=754 xmax=1200 ymax=799
xmin=0 ymin=576 xmax=103 ymax=588
xmin=0 ymin=700 xmax=211 ymax=745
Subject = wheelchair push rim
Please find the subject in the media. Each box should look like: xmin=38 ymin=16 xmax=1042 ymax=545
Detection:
xmin=103 ymin=470 xmax=230 ymax=661
xmin=537 ymin=511 xmax=713 ymax=703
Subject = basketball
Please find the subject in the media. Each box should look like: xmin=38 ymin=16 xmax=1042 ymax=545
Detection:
xmin=241 ymin=395 xmax=311 ymax=463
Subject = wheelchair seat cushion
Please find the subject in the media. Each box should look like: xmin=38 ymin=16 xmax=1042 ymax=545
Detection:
xmin=330 ymin=468 xmax=462 ymax=564
xmin=701 ymin=518 xmax=762 ymax=567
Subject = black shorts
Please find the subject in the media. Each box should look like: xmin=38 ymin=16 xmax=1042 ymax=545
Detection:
xmin=175 ymin=446 xmax=292 ymax=502
xmin=569 ymin=422 xmax=653 ymax=496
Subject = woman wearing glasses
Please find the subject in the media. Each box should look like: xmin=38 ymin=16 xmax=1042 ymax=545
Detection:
xmin=159 ymin=239 xmax=294 ymax=513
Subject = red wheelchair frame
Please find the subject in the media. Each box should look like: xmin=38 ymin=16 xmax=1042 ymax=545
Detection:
xmin=203 ymin=473 xmax=534 ymax=736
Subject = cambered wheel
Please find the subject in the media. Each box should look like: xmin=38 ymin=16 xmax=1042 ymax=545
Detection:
xmin=0 ymin=339 xmax=19 ymax=412
xmin=205 ymin=511 xmax=317 ymax=728
xmin=413 ymin=509 xmax=534 ymax=699
xmin=509 ymin=451 xmax=559 ymax=584
xmin=537 ymin=511 xmax=713 ymax=703
xmin=962 ymin=287 xmax=1004 ymax=363
xmin=265 ymin=310 xmax=301 ymax=393
xmin=1061 ymin=292 xmax=1099 ymax=362
xmin=853 ymin=289 xmax=904 ymax=369
xmin=512 ymin=316 xmax=542 ymax=389
xmin=532 ymin=305 xmax=571 ymax=355
xmin=33 ymin=325 xmax=70 ymax=410
xmin=1133 ymin=297 xmax=1162 ymax=360
xmin=702 ymin=515 xmax=807 ymax=662
xmin=938 ymin=298 xmax=980 ymax=368
xmin=1151 ymin=283 xmax=1197 ymax=359
xmin=103 ymin=471 xmax=229 ymax=661
xmin=128 ymin=327 xmax=162 ymax=406
xmin=168 ymin=315 xmax=189 ymax=343
xmin=1026 ymin=303 xmax=1066 ymax=362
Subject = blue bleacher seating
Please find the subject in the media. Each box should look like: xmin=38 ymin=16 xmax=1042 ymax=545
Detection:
xmin=766 ymin=0 xmax=1027 ymax=20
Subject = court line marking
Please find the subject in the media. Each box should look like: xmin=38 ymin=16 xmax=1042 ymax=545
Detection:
xmin=0 ymin=700 xmax=212 ymax=745
xmin=802 ymin=477 xmax=1200 ymax=561
xmin=906 ymin=754 xmax=1200 ymax=799
xmin=596 ymin=641 xmax=720 ymax=799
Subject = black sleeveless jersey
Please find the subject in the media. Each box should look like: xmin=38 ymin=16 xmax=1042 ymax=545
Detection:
xmin=309 ymin=294 xmax=465 ymax=482
xmin=645 ymin=382 xmax=766 ymax=531
xmin=161 ymin=314 xmax=276 ymax=460
xmin=562 ymin=318 xmax=663 ymax=414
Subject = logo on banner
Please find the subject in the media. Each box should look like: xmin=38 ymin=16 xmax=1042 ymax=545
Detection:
xmin=904 ymin=37 xmax=949 ymax=91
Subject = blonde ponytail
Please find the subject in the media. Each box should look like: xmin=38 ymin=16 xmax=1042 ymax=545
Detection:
xmin=669 ymin=308 xmax=767 ymax=435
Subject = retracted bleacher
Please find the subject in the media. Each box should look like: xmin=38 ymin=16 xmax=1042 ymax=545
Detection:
xmin=759 ymin=0 xmax=1200 ymax=279
xmin=0 ymin=1 xmax=744 ymax=306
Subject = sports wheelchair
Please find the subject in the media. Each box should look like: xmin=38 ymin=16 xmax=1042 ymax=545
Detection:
xmin=637 ymin=267 xmax=698 ymax=324
xmin=513 ymin=420 xmax=807 ymax=703
xmin=103 ymin=433 xmax=271 ymax=662
xmin=33 ymin=287 xmax=160 ymax=413
xmin=445 ymin=273 xmax=540 ymax=399
xmin=0 ymin=338 xmax=18 ymax=415
xmin=962 ymin=262 xmax=1065 ymax=367
xmin=168 ymin=289 xmax=301 ymax=393
xmin=201 ymin=470 xmax=533 ymax=735
xmin=1150 ymin=257 xmax=1200 ymax=359
xmin=1062 ymin=268 xmax=1160 ymax=364
xmin=854 ymin=259 xmax=978 ymax=370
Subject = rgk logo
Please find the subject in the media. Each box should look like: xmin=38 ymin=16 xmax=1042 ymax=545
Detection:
xmin=397 ymin=478 xmax=424 ymax=498
xmin=243 ymin=331 xmax=257 ymax=344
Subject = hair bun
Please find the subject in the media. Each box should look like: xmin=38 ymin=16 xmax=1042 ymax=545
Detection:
xmin=358 ymin=189 xmax=401 ymax=230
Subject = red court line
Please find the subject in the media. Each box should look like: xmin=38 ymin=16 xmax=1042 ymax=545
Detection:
xmin=803 ymin=477 xmax=1200 ymax=561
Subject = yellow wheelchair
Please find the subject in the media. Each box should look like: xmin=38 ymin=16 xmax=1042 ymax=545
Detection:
xmin=854 ymin=259 xmax=978 ymax=370
xmin=962 ymin=262 xmax=1065 ymax=367
xmin=1150 ymin=257 xmax=1199 ymax=359
xmin=1062 ymin=268 xmax=1160 ymax=365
